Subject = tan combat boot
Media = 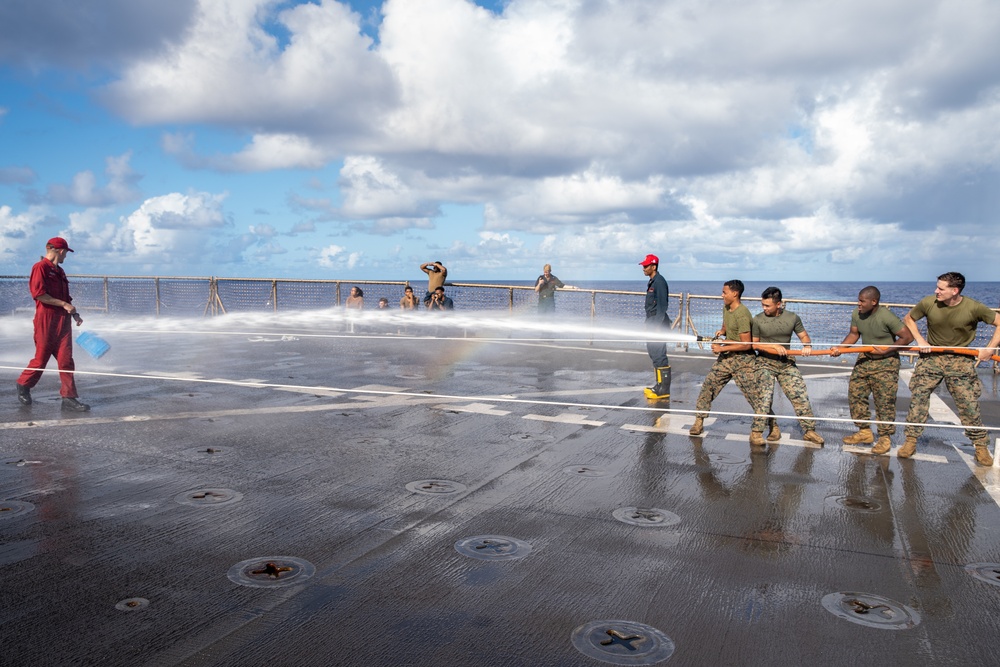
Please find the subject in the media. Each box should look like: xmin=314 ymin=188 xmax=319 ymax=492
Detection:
xmin=975 ymin=445 xmax=994 ymax=467
xmin=802 ymin=430 xmax=825 ymax=446
xmin=871 ymin=435 xmax=891 ymax=456
xmin=897 ymin=437 xmax=917 ymax=459
xmin=842 ymin=428 xmax=874 ymax=445
xmin=749 ymin=431 xmax=765 ymax=447
xmin=767 ymin=422 xmax=781 ymax=442
xmin=689 ymin=417 xmax=704 ymax=435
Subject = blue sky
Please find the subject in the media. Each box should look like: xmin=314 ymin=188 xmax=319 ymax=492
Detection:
xmin=2 ymin=0 xmax=999 ymax=283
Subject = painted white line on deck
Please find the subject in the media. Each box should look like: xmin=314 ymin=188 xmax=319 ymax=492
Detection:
xmin=0 ymin=402 xmax=378 ymax=430
xmin=621 ymin=416 xmax=717 ymax=437
xmin=723 ymin=433 xmax=822 ymax=449
xmin=514 ymin=386 xmax=648 ymax=398
xmin=274 ymin=387 xmax=346 ymax=398
xmin=433 ymin=402 xmax=511 ymax=416
xmin=952 ymin=442 xmax=1000 ymax=506
xmin=802 ymin=371 xmax=854 ymax=380
xmin=523 ymin=413 xmax=606 ymax=426
xmin=899 ymin=369 xmax=962 ymax=425
xmin=843 ymin=444 xmax=949 ymax=464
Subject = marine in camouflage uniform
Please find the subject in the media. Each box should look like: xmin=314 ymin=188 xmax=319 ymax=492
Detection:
xmin=830 ymin=286 xmax=914 ymax=452
xmin=690 ymin=280 xmax=768 ymax=441
xmin=751 ymin=286 xmax=824 ymax=445
xmin=900 ymin=272 xmax=1000 ymax=466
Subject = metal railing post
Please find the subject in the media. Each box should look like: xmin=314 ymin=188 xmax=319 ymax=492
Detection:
xmin=154 ymin=277 xmax=161 ymax=317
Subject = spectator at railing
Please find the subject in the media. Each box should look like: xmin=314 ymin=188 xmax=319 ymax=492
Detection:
xmin=427 ymin=286 xmax=454 ymax=311
xmin=346 ymin=286 xmax=364 ymax=309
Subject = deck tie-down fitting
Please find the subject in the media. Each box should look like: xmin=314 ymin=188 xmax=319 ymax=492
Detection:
xmin=846 ymin=599 xmax=893 ymax=617
xmin=251 ymin=562 xmax=294 ymax=579
xmin=601 ymin=629 xmax=643 ymax=651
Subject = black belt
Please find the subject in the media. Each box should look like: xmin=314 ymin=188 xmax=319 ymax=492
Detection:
xmin=757 ymin=351 xmax=792 ymax=362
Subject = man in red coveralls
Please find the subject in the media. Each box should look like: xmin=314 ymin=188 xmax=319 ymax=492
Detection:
xmin=15 ymin=237 xmax=90 ymax=411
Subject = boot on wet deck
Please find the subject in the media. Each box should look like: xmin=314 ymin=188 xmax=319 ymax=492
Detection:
xmin=644 ymin=366 xmax=671 ymax=401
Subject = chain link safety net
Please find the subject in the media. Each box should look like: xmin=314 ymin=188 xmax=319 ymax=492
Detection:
xmin=2 ymin=276 xmax=998 ymax=349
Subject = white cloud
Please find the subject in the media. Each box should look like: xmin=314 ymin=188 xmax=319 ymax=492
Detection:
xmin=0 ymin=205 xmax=48 ymax=257
xmin=103 ymin=0 xmax=395 ymax=137
xmin=318 ymin=244 xmax=346 ymax=268
xmin=61 ymin=192 xmax=232 ymax=266
xmin=6 ymin=0 xmax=999 ymax=279
xmin=0 ymin=165 xmax=36 ymax=184
xmin=46 ymin=152 xmax=142 ymax=207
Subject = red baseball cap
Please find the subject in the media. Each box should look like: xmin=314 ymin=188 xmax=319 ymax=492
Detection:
xmin=47 ymin=237 xmax=74 ymax=252
xmin=639 ymin=254 xmax=658 ymax=267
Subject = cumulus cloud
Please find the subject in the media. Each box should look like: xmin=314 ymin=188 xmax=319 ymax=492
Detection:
xmin=60 ymin=191 xmax=232 ymax=268
xmin=318 ymin=244 xmax=361 ymax=269
xmin=0 ymin=166 xmax=36 ymax=185
xmin=163 ymin=132 xmax=330 ymax=172
xmin=5 ymin=0 xmax=1000 ymax=279
xmin=103 ymin=0 xmax=396 ymax=138
xmin=0 ymin=0 xmax=196 ymax=68
xmin=0 ymin=205 xmax=49 ymax=258
xmin=46 ymin=153 xmax=142 ymax=207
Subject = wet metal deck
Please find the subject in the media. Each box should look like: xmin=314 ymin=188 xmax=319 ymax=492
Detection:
xmin=2 ymin=322 xmax=1000 ymax=666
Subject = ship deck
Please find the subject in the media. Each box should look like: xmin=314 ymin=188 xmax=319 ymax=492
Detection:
xmin=2 ymin=317 xmax=1000 ymax=666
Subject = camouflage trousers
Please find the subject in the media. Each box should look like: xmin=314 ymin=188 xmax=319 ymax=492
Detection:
xmin=695 ymin=353 xmax=768 ymax=431
xmin=904 ymin=354 xmax=987 ymax=443
xmin=757 ymin=357 xmax=816 ymax=432
xmin=848 ymin=354 xmax=900 ymax=436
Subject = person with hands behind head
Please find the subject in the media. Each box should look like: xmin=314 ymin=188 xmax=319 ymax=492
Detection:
xmin=420 ymin=261 xmax=448 ymax=305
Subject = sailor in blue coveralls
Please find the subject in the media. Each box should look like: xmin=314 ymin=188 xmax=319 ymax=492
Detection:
xmin=641 ymin=254 xmax=671 ymax=400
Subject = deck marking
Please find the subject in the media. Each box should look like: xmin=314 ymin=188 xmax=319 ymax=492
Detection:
xmin=621 ymin=417 xmax=717 ymax=437
xmin=523 ymin=413 xmax=605 ymax=426
xmin=952 ymin=442 xmax=1000 ymax=506
xmin=843 ymin=445 xmax=949 ymax=464
xmin=723 ymin=433 xmax=822 ymax=449
xmin=433 ymin=402 xmax=511 ymax=416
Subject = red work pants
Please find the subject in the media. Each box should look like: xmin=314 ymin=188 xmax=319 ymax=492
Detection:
xmin=17 ymin=309 xmax=78 ymax=398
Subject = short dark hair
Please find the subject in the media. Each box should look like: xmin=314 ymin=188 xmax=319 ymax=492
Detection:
xmin=434 ymin=286 xmax=445 ymax=293
xmin=859 ymin=285 xmax=881 ymax=302
xmin=938 ymin=272 xmax=965 ymax=292
xmin=723 ymin=279 xmax=744 ymax=298
xmin=761 ymin=286 xmax=782 ymax=302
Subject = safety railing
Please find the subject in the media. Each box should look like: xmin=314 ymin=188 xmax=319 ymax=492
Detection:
xmin=0 ymin=275 xmax=682 ymax=328
xmin=3 ymin=275 xmax=998 ymax=353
